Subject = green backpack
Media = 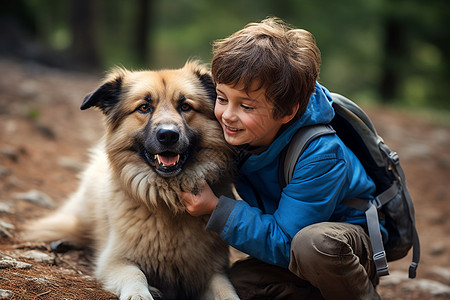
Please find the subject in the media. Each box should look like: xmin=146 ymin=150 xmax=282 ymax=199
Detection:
xmin=279 ymin=93 xmax=420 ymax=278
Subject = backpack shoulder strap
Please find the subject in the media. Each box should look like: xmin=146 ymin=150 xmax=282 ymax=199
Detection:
xmin=280 ymin=124 xmax=335 ymax=187
xmin=343 ymin=197 xmax=390 ymax=276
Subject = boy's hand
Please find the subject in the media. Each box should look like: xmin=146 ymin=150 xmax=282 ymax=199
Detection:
xmin=180 ymin=182 xmax=219 ymax=216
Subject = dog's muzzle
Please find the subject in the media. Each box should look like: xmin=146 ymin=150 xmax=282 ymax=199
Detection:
xmin=141 ymin=126 xmax=190 ymax=178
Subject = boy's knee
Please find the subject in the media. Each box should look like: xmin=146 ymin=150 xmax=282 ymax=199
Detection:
xmin=291 ymin=222 xmax=353 ymax=260
xmin=289 ymin=222 xmax=358 ymax=279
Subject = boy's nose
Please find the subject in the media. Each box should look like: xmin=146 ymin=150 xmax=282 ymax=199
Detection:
xmin=222 ymin=106 xmax=238 ymax=122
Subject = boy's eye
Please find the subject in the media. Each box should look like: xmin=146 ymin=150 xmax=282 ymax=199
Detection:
xmin=217 ymin=97 xmax=227 ymax=104
xmin=136 ymin=104 xmax=153 ymax=114
xmin=241 ymin=104 xmax=254 ymax=111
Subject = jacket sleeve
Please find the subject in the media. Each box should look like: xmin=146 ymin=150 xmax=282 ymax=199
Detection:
xmin=206 ymin=139 xmax=350 ymax=268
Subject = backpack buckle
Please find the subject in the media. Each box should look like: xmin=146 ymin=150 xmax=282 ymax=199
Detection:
xmin=373 ymin=251 xmax=390 ymax=276
xmin=372 ymin=197 xmax=383 ymax=209
xmin=388 ymin=151 xmax=400 ymax=165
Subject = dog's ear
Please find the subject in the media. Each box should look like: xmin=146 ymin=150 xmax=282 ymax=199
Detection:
xmin=196 ymin=71 xmax=217 ymax=104
xmin=185 ymin=61 xmax=217 ymax=103
xmin=80 ymin=71 xmax=124 ymax=114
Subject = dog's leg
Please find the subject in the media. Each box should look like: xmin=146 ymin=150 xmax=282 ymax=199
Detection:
xmin=23 ymin=147 xmax=108 ymax=246
xmin=95 ymin=234 xmax=159 ymax=300
xmin=23 ymin=192 xmax=90 ymax=246
xmin=203 ymin=273 xmax=240 ymax=300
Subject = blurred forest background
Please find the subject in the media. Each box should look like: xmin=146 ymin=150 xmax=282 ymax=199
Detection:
xmin=1 ymin=0 xmax=449 ymax=113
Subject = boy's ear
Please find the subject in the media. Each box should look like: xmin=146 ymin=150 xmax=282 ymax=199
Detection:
xmin=80 ymin=70 xmax=124 ymax=114
xmin=280 ymin=103 xmax=300 ymax=124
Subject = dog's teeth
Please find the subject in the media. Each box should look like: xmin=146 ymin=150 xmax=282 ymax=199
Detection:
xmin=154 ymin=154 xmax=180 ymax=167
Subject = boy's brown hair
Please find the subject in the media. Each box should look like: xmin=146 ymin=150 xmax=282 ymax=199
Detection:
xmin=211 ymin=17 xmax=321 ymax=119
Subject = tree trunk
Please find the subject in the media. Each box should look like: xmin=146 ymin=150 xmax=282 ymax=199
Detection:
xmin=133 ymin=0 xmax=153 ymax=66
xmin=379 ymin=18 xmax=406 ymax=103
xmin=70 ymin=0 xmax=101 ymax=70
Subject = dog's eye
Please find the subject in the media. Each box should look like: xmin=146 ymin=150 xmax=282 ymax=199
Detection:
xmin=137 ymin=104 xmax=152 ymax=114
xmin=179 ymin=103 xmax=192 ymax=112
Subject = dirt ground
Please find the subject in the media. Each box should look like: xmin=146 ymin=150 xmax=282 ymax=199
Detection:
xmin=0 ymin=59 xmax=449 ymax=299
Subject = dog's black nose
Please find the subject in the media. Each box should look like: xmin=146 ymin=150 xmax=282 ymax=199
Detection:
xmin=157 ymin=128 xmax=179 ymax=146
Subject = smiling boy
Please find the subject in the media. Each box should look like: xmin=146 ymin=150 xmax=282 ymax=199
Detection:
xmin=181 ymin=18 xmax=382 ymax=299
xmin=215 ymin=81 xmax=296 ymax=147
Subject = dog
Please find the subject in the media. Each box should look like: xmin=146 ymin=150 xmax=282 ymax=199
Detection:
xmin=24 ymin=61 xmax=239 ymax=300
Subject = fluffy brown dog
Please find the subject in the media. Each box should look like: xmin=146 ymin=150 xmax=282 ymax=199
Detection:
xmin=24 ymin=61 xmax=239 ymax=300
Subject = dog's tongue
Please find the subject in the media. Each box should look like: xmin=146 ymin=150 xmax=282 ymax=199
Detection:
xmin=156 ymin=154 xmax=179 ymax=167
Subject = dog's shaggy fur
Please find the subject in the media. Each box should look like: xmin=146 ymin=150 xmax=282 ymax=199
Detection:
xmin=24 ymin=61 xmax=239 ymax=300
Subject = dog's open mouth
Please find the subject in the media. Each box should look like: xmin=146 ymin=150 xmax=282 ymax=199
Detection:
xmin=155 ymin=153 xmax=180 ymax=167
xmin=143 ymin=150 xmax=188 ymax=177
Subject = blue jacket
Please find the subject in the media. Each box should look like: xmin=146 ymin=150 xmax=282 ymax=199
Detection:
xmin=207 ymin=83 xmax=383 ymax=268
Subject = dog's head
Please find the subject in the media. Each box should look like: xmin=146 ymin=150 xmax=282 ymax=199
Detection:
xmin=81 ymin=61 xmax=228 ymax=178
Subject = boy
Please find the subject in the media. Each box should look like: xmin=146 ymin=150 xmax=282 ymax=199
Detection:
xmin=181 ymin=18 xmax=382 ymax=300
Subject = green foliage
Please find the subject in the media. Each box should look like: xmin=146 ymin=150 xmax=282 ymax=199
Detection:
xmin=9 ymin=0 xmax=450 ymax=111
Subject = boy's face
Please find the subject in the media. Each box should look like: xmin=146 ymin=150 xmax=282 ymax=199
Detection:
xmin=215 ymin=81 xmax=295 ymax=147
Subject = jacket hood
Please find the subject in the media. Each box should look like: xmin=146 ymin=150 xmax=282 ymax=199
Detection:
xmin=244 ymin=82 xmax=334 ymax=169
xmin=296 ymin=82 xmax=335 ymax=128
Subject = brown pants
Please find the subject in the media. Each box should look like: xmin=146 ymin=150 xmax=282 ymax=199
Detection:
xmin=229 ymin=222 xmax=381 ymax=300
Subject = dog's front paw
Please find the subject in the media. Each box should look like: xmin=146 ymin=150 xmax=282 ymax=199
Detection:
xmin=123 ymin=296 xmax=152 ymax=300
xmin=120 ymin=286 xmax=161 ymax=300
xmin=120 ymin=292 xmax=153 ymax=300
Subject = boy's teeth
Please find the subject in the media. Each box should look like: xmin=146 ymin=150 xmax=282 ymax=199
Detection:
xmin=227 ymin=125 xmax=240 ymax=131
